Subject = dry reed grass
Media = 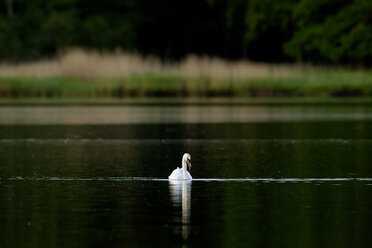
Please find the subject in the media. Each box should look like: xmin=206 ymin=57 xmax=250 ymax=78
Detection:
xmin=0 ymin=48 xmax=298 ymax=80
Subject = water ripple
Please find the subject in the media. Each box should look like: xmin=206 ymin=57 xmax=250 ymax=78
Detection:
xmin=0 ymin=138 xmax=371 ymax=144
xmin=2 ymin=176 xmax=372 ymax=183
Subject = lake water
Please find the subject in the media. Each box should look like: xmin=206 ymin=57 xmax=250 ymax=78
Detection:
xmin=1 ymin=101 xmax=372 ymax=247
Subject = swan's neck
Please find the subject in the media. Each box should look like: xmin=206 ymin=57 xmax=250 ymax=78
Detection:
xmin=182 ymin=158 xmax=187 ymax=179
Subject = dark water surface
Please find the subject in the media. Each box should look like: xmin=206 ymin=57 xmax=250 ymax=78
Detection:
xmin=1 ymin=103 xmax=372 ymax=247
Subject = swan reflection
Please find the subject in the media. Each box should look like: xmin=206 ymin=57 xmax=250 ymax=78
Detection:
xmin=169 ymin=179 xmax=191 ymax=241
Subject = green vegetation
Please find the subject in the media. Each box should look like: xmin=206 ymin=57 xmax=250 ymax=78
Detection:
xmin=1 ymin=0 xmax=371 ymax=98
xmin=1 ymin=0 xmax=371 ymax=65
xmin=1 ymin=68 xmax=372 ymax=98
xmin=0 ymin=0 xmax=372 ymax=98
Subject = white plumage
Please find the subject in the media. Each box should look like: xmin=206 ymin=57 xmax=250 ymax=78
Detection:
xmin=169 ymin=167 xmax=192 ymax=180
xmin=169 ymin=153 xmax=192 ymax=180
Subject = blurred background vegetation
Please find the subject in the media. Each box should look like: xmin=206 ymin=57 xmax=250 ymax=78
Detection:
xmin=1 ymin=0 xmax=371 ymax=64
xmin=0 ymin=0 xmax=371 ymax=98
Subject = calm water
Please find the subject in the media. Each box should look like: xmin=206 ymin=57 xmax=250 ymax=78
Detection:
xmin=1 ymin=103 xmax=372 ymax=247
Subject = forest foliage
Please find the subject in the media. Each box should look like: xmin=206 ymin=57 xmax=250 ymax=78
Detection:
xmin=0 ymin=0 xmax=371 ymax=65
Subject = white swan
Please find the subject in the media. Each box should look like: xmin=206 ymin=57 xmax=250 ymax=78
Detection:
xmin=169 ymin=153 xmax=192 ymax=180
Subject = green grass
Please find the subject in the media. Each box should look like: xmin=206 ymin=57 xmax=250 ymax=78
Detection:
xmin=1 ymin=68 xmax=372 ymax=98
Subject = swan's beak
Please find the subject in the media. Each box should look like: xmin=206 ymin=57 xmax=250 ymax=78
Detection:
xmin=187 ymin=159 xmax=192 ymax=171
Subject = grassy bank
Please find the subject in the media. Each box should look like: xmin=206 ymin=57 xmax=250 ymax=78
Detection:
xmin=1 ymin=70 xmax=372 ymax=98
xmin=0 ymin=49 xmax=371 ymax=98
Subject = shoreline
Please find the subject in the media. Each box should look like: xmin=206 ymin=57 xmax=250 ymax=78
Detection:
xmin=0 ymin=50 xmax=371 ymax=99
xmin=1 ymin=73 xmax=372 ymax=99
xmin=2 ymin=97 xmax=372 ymax=107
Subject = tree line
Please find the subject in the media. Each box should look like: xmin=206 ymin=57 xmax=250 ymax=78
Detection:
xmin=0 ymin=0 xmax=371 ymax=65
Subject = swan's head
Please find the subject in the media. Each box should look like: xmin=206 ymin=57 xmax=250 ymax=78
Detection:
xmin=183 ymin=153 xmax=192 ymax=171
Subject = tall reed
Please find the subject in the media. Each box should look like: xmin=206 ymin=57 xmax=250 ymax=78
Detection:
xmin=0 ymin=48 xmax=298 ymax=80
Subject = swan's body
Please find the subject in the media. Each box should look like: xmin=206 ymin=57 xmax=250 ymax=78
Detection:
xmin=169 ymin=168 xmax=192 ymax=180
xmin=169 ymin=153 xmax=192 ymax=180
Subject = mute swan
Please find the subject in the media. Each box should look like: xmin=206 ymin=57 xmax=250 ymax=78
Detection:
xmin=169 ymin=153 xmax=192 ymax=180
